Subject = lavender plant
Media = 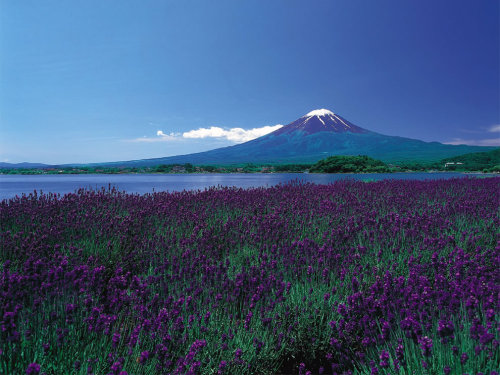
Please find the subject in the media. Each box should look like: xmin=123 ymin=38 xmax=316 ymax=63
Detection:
xmin=1 ymin=178 xmax=498 ymax=374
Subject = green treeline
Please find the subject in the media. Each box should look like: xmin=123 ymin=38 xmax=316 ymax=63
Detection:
xmin=272 ymin=164 xmax=312 ymax=172
xmin=441 ymin=148 xmax=500 ymax=172
xmin=1 ymin=148 xmax=499 ymax=175
xmin=309 ymin=155 xmax=389 ymax=173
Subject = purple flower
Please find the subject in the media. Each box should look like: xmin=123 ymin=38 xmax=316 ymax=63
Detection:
xmin=480 ymin=332 xmax=494 ymax=345
xmin=110 ymin=361 xmax=122 ymax=373
xmin=362 ymin=336 xmax=371 ymax=347
xmin=235 ymin=348 xmax=243 ymax=358
xmin=379 ymin=350 xmax=390 ymax=368
xmin=380 ymin=321 xmax=391 ymax=341
xmin=112 ymin=332 xmax=120 ymax=347
xmin=460 ymin=352 xmax=468 ymax=365
xmin=4 ymin=176 xmax=500 ymax=375
xmin=65 ymin=303 xmax=76 ymax=314
xmin=396 ymin=341 xmax=405 ymax=361
xmin=26 ymin=363 xmax=40 ymax=375
xmin=437 ymin=320 xmax=454 ymax=339
xmin=139 ymin=351 xmax=150 ymax=364
xmin=351 ymin=276 xmax=359 ymax=292
xmin=419 ymin=336 xmax=433 ymax=357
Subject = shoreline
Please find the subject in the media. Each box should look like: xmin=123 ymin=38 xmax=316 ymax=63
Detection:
xmin=1 ymin=170 xmax=497 ymax=176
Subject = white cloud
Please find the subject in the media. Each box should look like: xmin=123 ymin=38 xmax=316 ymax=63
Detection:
xmin=127 ymin=131 xmax=181 ymax=142
xmin=488 ymin=124 xmax=500 ymax=133
xmin=182 ymin=124 xmax=283 ymax=143
xmin=444 ymin=138 xmax=500 ymax=147
xmin=157 ymin=130 xmax=181 ymax=139
xmin=126 ymin=123 xmax=283 ymax=143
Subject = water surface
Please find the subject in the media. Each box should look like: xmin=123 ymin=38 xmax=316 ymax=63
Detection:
xmin=0 ymin=172 xmax=492 ymax=200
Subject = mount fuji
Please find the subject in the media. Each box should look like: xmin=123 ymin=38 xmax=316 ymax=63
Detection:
xmin=105 ymin=109 xmax=496 ymax=166
xmin=273 ymin=109 xmax=367 ymax=135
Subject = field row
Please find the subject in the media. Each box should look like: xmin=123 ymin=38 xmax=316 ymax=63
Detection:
xmin=1 ymin=178 xmax=499 ymax=374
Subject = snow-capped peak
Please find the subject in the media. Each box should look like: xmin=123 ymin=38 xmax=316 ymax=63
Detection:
xmin=305 ymin=109 xmax=334 ymax=117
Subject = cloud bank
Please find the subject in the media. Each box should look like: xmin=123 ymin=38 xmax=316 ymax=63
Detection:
xmin=444 ymin=125 xmax=500 ymax=147
xmin=130 ymin=131 xmax=181 ymax=142
xmin=489 ymin=124 xmax=500 ymax=133
xmin=444 ymin=138 xmax=500 ymax=147
xmin=182 ymin=124 xmax=283 ymax=143
xmin=128 ymin=124 xmax=283 ymax=143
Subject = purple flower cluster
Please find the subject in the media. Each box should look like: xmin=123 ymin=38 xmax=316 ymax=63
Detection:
xmin=0 ymin=178 xmax=498 ymax=374
xmin=25 ymin=363 xmax=40 ymax=375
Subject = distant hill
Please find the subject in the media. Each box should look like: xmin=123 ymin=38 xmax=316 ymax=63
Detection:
xmin=0 ymin=162 xmax=52 ymax=169
xmin=97 ymin=109 xmax=495 ymax=167
xmin=309 ymin=155 xmax=389 ymax=173
xmin=441 ymin=148 xmax=500 ymax=170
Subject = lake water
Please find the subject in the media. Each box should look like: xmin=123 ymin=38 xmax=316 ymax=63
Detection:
xmin=0 ymin=172 xmax=493 ymax=200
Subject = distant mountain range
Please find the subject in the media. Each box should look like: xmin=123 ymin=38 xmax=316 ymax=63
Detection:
xmin=0 ymin=162 xmax=52 ymax=169
xmin=2 ymin=109 xmax=496 ymax=168
xmin=100 ymin=109 xmax=496 ymax=166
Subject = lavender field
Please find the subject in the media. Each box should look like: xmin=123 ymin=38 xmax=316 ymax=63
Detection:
xmin=1 ymin=178 xmax=499 ymax=375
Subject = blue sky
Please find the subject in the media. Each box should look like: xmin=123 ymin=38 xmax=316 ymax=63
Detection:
xmin=1 ymin=0 xmax=498 ymax=164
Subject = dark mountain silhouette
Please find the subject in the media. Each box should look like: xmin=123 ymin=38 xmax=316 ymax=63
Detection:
xmin=97 ymin=109 xmax=497 ymax=166
xmin=0 ymin=162 xmax=52 ymax=169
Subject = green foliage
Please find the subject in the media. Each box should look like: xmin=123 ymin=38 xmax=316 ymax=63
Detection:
xmin=441 ymin=148 xmax=500 ymax=172
xmin=241 ymin=163 xmax=259 ymax=173
xmin=309 ymin=155 xmax=389 ymax=173
xmin=184 ymin=163 xmax=195 ymax=173
xmin=155 ymin=164 xmax=172 ymax=172
xmin=361 ymin=308 xmax=499 ymax=375
xmin=199 ymin=165 xmax=217 ymax=172
xmin=274 ymin=164 xmax=312 ymax=172
xmin=2 ymin=149 xmax=499 ymax=175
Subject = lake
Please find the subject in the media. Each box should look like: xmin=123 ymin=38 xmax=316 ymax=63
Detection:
xmin=0 ymin=172 xmax=493 ymax=200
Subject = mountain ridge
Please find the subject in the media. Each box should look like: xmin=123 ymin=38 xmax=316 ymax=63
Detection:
xmin=0 ymin=162 xmax=52 ymax=169
xmin=97 ymin=109 xmax=495 ymax=166
xmin=2 ymin=110 xmax=496 ymax=167
xmin=273 ymin=109 xmax=367 ymax=135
